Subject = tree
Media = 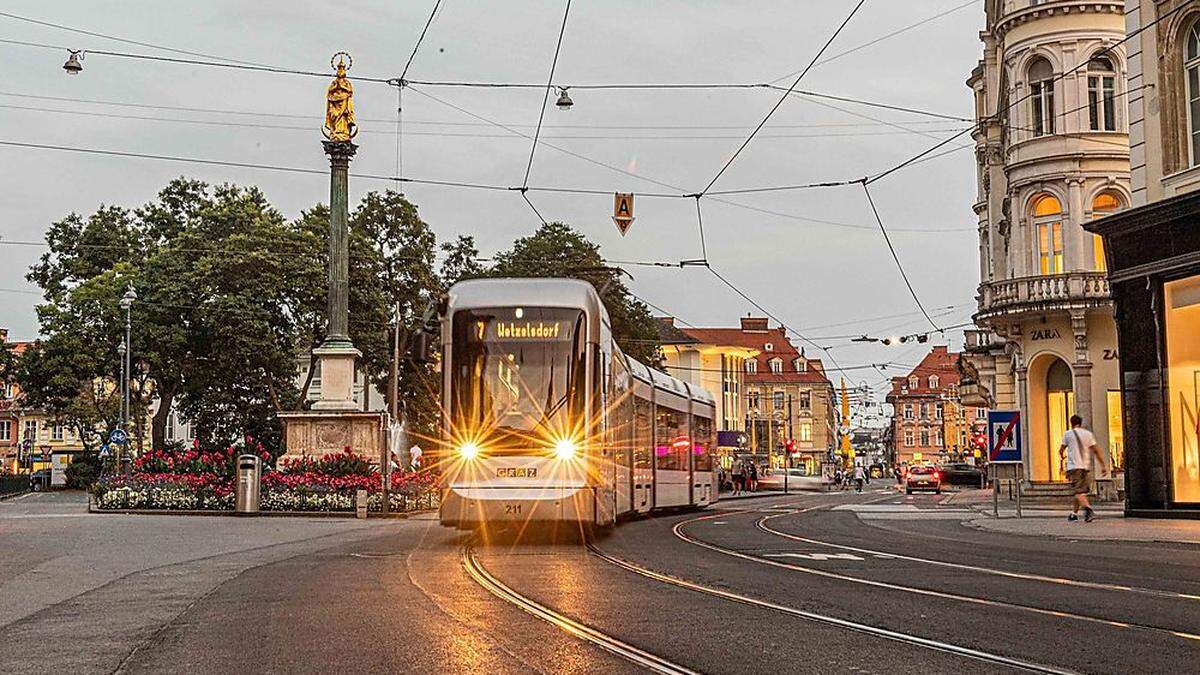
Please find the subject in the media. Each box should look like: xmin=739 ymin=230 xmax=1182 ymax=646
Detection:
xmin=489 ymin=222 xmax=662 ymax=364
xmin=439 ymin=235 xmax=486 ymax=289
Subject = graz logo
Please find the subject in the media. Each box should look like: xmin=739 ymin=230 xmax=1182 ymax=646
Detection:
xmin=497 ymin=467 xmax=537 ymax=478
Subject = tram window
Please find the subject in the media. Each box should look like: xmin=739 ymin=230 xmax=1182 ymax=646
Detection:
xmin=692 ymin=415 xmax=713 ymax=472
xmin=655 ymin=405 xmax=688 ymax=471
xmin=613 ymin=393 xmax=632 ymax=468
xmin=634 ymin=397 xmax=652 ymax=469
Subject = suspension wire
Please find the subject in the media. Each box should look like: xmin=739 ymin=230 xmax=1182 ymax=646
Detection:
xmin=522 ymin=0 xmax=572 ymax=189
xmin=699 ymin=0 xmax=865 ymax=196
xmin=0 ymin=10 xmax=271 ymax=66
xmin=395 ymin=83 xmax=403 ymax=189
xmin=860 ymin=181 xmax=939 ymax=331
xmin=867 ymin=3 xmax=1191 ymax=186
xmin=520 ymin=190 xmax=549 ymax=226
xmin=767 ymin=0 xmax=979 ymax=81
xmin=692 ymin=196 xmax=708 ymax=262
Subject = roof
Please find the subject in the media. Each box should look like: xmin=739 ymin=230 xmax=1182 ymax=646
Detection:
xmin=656 ymin=317 xmax=832 ymax=386
xmin=887 ymin=346 xmax=961 ymax=399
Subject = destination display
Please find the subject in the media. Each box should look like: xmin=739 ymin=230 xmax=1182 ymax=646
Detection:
xmin=473 ymin=319 xmax=576 ymax=342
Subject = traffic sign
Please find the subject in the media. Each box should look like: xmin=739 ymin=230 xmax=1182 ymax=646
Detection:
xmin=109 ymin=429 xmax=129 ymax=445
xmin=99 ymin=444 xmax=111 ymax=458
xmin=987 ymin=410 xmax=1022 ymax=463
xmin=612 ymin=192 xmax=635 ymax=235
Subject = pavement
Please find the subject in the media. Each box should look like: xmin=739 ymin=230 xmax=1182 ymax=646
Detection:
xmin=4 ymin=487 xmax=1200 ymax=673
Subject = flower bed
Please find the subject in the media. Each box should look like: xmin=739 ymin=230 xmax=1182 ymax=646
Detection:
xmin=92 ymin=445 xmax=437 ymax=514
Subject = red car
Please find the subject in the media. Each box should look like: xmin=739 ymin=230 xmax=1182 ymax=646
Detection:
xmin=905 ymin=465 xmax=941 ymax=494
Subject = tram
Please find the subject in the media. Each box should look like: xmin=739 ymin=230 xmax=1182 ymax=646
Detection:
xmin=435 ymin=278 xmax=717 ymax=530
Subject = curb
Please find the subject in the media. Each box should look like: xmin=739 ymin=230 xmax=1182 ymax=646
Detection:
xmin=87 ymin=506 xmax=434 ymax=518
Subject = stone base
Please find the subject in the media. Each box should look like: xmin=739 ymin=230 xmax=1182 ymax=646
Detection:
xmin=311 ymin=343 xmax=361 ymax=411
xmin=279 ymin=410 xmax=387 ymax=462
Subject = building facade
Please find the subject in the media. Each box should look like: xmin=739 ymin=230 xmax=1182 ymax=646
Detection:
xmin=965 ymin=0 xmax=1129 ymax=493
xmin=657 ymin=317 xmax=835 ymax=473
xmin=888 ymin=346 xmax=988 ymax=467
xmin=0 ymin=331 xmax=89 ymax=477
xmin=1083 ymin=0 xmax=1200 ymax=515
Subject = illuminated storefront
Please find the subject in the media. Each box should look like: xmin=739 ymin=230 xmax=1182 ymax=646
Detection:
xmin=1087 ymin=191 xmax=1200 ymax=516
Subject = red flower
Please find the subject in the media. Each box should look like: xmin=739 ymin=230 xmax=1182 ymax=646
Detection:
xmin=192 ymin=438 xmax=200 ymax=449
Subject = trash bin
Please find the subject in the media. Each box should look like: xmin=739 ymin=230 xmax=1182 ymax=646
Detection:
xmin=236 ymin=454 xmax=262 ymax=513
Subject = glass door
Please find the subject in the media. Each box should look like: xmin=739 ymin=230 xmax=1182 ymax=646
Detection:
xmin=1166 ymin=276 xmax=1200 ymax=503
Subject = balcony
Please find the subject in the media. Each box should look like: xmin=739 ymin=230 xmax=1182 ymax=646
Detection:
xmin=975 ymin=272 xmax=1110 ymax=322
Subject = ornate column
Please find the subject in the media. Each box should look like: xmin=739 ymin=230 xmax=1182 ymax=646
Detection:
xmin=280 ymin=53 xmax=386 ymax=460
xmin=311 ymin=139 xmax=361 ymax=411
xmin=1069 ymin=309 xmax=1094 ymax=427
xmin=1066 ymin=177 xmax=1087 ymax=272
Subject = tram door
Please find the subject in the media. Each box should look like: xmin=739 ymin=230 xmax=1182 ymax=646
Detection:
xmin=633 ymin=396 xmax=653 ymax=513
xmin=612 ymin=358 xmax=633 ymax=516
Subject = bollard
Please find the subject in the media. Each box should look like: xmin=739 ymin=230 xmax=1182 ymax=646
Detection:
xmin=355 ymin=489 xmax=368 ymax=519
xmin=235 ymin=454 xmax=262 ymax=514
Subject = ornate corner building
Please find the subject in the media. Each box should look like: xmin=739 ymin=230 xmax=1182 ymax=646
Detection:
xmin=965 ymin=0 xmax=1129 ymax=494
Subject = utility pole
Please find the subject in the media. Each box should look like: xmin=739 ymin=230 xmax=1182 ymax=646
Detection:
xmin=785 ymin=393 xmax=793 ymax=494
xmin=383 ymin=301 xmax=401 ymax=516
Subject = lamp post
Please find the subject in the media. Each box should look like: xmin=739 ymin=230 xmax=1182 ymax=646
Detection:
xmin=119 ymin=285 xmax=136 ymax=473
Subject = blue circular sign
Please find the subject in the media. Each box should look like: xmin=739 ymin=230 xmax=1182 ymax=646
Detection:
xmin=109 ymin=429 xmax=129 ymax=445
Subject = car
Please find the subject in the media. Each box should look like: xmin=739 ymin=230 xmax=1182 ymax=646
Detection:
xmin=29 ymin=469 xmax=51 ymax=491
xmin=938 ymin=463 xmax=986 ymax=487
xmin=905 ymin=465 xmax=941 ymax=494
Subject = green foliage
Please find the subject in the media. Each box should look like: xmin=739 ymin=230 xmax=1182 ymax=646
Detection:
xmin=64 ymin=453 xmax=102 ymax=490
xmin=488 ymin=222 xmax=662 ymax=364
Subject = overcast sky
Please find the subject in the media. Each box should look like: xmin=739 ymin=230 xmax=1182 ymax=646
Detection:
xmin=0 ymin=1 xmax=984 ymax=418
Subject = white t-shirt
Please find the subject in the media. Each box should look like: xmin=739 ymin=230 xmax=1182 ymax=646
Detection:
xmin=853 ymin=466 xmax=865 ymax=480
xmin=1061 ymin=428 xmax=1097 ymax=471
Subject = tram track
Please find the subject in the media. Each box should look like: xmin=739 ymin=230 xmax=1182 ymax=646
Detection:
xmin=755 ymin=511 xmax=1200 ymax=602
xmin=584 ymin=541 xmax=1075 ymax=675
xmin=461 ymin=544 xmax=700 ymax=675
xmin=671 ymin=502 xmax=1200 ymax=644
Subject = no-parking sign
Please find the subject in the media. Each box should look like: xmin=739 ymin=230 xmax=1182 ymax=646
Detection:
xmin=986 ymin=410 xmax=1022 ymax=463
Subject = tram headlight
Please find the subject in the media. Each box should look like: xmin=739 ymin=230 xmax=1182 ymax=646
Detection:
xmin=458 ymin=442 xmax=481 ymax=460
xmin=553 ymin=438 xmax=577 ymax=460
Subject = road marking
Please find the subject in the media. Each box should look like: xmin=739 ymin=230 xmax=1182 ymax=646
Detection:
xmin=764 ymin=552 xmax=865 ymax=562
xmin=757 ymin=516 xmax=1200 ymax=603
xmin=588 ymin=542 xmax=1076 ymax=675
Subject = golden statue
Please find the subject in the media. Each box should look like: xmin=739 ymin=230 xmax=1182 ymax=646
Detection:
xmin=324 ymin=52 xmax=357 ymax=142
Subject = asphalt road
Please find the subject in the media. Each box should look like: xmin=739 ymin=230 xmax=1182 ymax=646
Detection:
xmin=3 ymin=488 xmax=1199 ymax=674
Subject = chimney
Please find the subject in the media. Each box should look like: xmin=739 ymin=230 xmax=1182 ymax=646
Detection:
xmin=0 ymin=328 xmax=7 ymax=343
xmin=740 ymin=317 xmax=769 ymax=332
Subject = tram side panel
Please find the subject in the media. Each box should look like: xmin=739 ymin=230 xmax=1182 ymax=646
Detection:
xmin=652 ymin=392 xmax=692 ymax=509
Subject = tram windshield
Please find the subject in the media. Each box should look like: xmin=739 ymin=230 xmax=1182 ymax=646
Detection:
xmin=451 ymin=307 xmax=587 ymax=448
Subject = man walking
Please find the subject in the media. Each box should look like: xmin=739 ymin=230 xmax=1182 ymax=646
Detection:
xmin=1060 ymin=415 xmax=1108 ymax=522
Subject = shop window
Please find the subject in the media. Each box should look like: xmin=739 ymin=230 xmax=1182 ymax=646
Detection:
xmin=1046 ymin=359 xmax=1075 ymax=482
xmin=1034 ymin=195 xmax=1064 ymax=275
xmin=1087 ymin=56 xmax=1117 ymax=131
xmin=1029 ymin=57 xmax=1056 ymax=137
xmin=1165 ymin=275 xmax=1200 ymax=502
xmin=1107 ymin=390 xmax=1124 ymax=471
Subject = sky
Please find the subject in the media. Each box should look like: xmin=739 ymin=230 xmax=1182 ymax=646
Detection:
xmin=0 ymin=1 xmax=985 ymax=419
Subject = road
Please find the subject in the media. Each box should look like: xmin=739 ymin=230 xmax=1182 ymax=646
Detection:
xmin=2 ymin=488 xmax=1199 ymax=674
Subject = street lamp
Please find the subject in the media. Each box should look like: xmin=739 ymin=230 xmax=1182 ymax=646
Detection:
xmin=119 ymin=285 xmax=136 ymax=440
xmin=62 ymin=50 xmax=84 ymax=75
xmin=555 ymin=87 xmax=573 ymax=110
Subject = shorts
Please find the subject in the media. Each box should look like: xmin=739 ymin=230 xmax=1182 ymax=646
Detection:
xmin=1066 ymin=468 xmax=1092 ymax=495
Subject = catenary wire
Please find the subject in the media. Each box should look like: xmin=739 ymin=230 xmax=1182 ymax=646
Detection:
xmin=522 ymin=0 xmax=572 ymax=189
xmin=699 ymin=0 xmax=865 ymax=196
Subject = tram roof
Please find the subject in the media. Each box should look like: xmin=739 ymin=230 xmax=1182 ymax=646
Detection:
xmin=447 ymin=278 xmax=609 ymax=321
xmin=627 ymin=356 xmax=716 ymax=407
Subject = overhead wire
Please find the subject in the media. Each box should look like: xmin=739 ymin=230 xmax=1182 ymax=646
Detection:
xmin=699 ymin=0 xmax=866 ymax=196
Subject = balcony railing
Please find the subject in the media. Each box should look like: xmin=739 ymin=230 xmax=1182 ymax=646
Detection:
xmin=977 ymin=272 xmax=1110 ymax=318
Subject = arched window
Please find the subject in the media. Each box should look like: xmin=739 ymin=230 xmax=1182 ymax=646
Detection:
xmin=908 ymin=376 xmax=919 ymax=390
xmin=929 ymin=375 xmax=940 ymax=389
xmin=1187 ymin=22 xmax=1200 ymax=165
xmin=1033 ymin=195 xmax=1064 ymax=275
xmin=769 ymin=358 xmax=783 ymax=374
xmin=1029 ymin=58 xmax=1056 ymax=136
xmin=1090 ymin=192 xmax=1121 ymax=271
xmin=1088 ymin=56 xmax=1117 ymax=131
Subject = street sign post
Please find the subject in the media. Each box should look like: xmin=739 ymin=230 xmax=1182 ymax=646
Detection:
xmin=986 ymin=410 xmax=1023 ymax=518
xmin=612 ymin=192 xmax=635 ymax=235
xmin=109 ymin=429 xmax=129 ymax=446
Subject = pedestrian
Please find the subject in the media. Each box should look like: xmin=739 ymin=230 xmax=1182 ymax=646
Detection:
xmin=731 ymin=457 xmax=744 ymax=495
xmin=748 ymin=460 xmax=759 ymax=492
xmin=853 ymin=463 xmax=865 ymax=493
xmin=834 ymin=467 xmax=844 ymax=490
xmin=894 ymin=463 xmax=903 ymax=485
xmin=1060 ymin=415 xmax=1108 ymax=522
